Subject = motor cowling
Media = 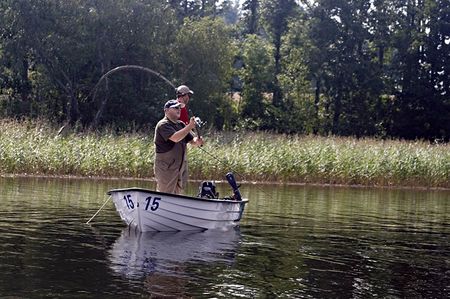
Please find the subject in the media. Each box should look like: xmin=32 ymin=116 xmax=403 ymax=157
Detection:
xmin=198 ymin=181 xmax=219 ymax=199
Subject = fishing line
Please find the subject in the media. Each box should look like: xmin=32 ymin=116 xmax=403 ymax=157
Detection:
xmin=196 ymin=145 xmax=243 ymax=181
xmin=194 ymin=143 xmax=273 ymax=199
xmin=187 ymin=110 xmax=245 ymax=186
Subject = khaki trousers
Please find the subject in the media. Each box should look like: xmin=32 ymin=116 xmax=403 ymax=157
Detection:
xmin=154 ymin=151 xmax=188 ymax=195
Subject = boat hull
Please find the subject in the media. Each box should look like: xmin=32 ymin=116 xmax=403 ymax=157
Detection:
xmin=108 ymin=188 xmax=248 ymax=232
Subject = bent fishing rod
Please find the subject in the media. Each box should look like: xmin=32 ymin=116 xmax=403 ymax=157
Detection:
xmin=90 ymin=65 xmax=176 ymax=101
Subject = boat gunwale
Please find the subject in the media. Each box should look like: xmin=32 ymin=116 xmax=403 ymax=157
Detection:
xmin=107 ymin=187 xmax=248 ymax=204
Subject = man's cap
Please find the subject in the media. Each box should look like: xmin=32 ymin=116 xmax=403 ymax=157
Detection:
xmin=164 ymin=99 xmax=183 ymax=109
xmin=176 ymin=85 xmax=194 ymax=95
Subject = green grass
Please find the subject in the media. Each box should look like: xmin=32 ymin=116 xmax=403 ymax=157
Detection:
xmin=0 ymin=119 xmax=448 ymax=188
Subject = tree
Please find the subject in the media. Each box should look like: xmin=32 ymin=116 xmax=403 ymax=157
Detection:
xmin=388 ymin=0 xmax=449 ymax=140
xmin=168 ymin=0 xmax=219 ymax=20
xmin=240 ymin=34 xmax=274 ymax=120
xmin=279 ymin=16 xmax=316 ymax=133
xmin=172 ymin=17 xmax=236 ymax=128
xmin=1 ymin=0 xmax=448 ymax=138
xmin=87 ymin=0 xmax=179 ymax=128
xmin=302 ymin=0 xmax=384 ymax=136
xmin=0 ymin=0 xmax=180 ymax=128
xmin=241 ymin=0 xmax=259 ymax=34
xmin=218 ymin=0 xmax=240 ymax=25
xmin=0 ymin=0 xmax=33 ymax=113
xmin=0 ymin=0 xmax=97 ymax=123
xmin=260 ymin=0 xmax=298 ymax=107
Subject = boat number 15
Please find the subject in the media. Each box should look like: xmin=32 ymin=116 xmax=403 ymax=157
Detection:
xmin=123 ymin=195 xmax=161 ymax=211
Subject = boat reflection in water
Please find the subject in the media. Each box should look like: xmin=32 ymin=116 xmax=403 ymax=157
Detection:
xmin=109 ymin=227 xmax=240 ymax=296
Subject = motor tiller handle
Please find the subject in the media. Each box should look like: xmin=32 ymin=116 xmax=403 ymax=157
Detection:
xmin=226 ymin=172 xmax=242 ymax=201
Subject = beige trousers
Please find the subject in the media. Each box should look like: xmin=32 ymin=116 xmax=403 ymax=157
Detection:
xmin=154 ymin=151 xmax=188 ymax=195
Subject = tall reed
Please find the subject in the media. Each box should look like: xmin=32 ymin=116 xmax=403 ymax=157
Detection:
xmin=189 ymin=132 xmax=449 ymax=188
xmin=0 ymin=120 xmax=448 ymax=188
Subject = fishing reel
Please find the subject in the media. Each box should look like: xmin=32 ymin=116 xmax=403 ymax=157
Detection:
xmin=194 ymin=117 xmax=205 ymax=128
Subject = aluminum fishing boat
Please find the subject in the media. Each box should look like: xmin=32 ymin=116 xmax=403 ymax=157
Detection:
xmin=108 ymin=173 xmax=247 ymax=232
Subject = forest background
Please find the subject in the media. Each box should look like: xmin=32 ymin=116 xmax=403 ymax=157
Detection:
xmin=0 ymin=0 xmax=449 ymax=141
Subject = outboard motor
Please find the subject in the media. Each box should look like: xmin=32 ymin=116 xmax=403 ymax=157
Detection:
xmin=226 ymin=172 xmax=242 ymax=201
xmin=198 ymin=181 xmax=219 ymax=199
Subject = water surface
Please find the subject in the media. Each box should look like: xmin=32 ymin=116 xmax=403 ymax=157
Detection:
xmin=0 ymin=177 xmax=448 ymax=298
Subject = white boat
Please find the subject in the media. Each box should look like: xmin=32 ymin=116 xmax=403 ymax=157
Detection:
xmin=108 ymin=175 xmax=247 ymax=232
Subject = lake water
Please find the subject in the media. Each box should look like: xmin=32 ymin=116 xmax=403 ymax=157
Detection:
xmin=0 ymin=177 xmax=448 ymax=298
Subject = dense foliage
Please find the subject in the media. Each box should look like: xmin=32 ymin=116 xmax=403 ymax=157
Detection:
xmin=0 ymin=0 xmax=449 ymax=140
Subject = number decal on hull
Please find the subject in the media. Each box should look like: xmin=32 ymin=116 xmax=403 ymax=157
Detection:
xmin=123 ymin=194 xmax=134 ymax=209
xmin=145 ymin=196 xmax=161 ymax=211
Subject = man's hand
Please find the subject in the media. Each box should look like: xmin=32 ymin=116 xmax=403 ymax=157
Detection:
xmin=192 ymin=136 xmax=204 ymax=147
xmin=187 ymin=116 xmax=197 ymax=130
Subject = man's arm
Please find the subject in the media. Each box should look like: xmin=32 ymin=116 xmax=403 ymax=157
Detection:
xmin=168 ymin=117 xmax=196 ymax=143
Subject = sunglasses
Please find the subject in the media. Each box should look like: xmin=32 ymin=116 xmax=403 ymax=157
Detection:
xmin=170 ymin=106 xmax=181 ymax=110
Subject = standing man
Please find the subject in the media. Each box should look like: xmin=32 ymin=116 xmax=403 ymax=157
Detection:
xmin=154 ymin=99 xmax=203 ymax=195
xmin=176 ymin=85 xmax=194 ymax=125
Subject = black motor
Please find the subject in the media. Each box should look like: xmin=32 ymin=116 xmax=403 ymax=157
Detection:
xmin=198 ymin=181 xmax=219 ymax=199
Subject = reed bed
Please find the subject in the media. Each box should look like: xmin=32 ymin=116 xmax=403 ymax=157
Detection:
xmin=0 ymin=120 xmax=448 ymax=188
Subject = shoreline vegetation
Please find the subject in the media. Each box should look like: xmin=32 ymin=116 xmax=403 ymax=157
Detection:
xmin=0 ymin=120 xmax=449 ymax=189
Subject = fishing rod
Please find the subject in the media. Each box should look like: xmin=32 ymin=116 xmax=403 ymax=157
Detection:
xmin=87 ymin=65 xmax=177 ymax=129
xmin=90 ymin=65 xmax=176 ymax=102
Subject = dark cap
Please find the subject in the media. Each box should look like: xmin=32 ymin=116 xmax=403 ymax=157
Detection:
xmin=164 ymin=99 xmax=183 ymax=109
